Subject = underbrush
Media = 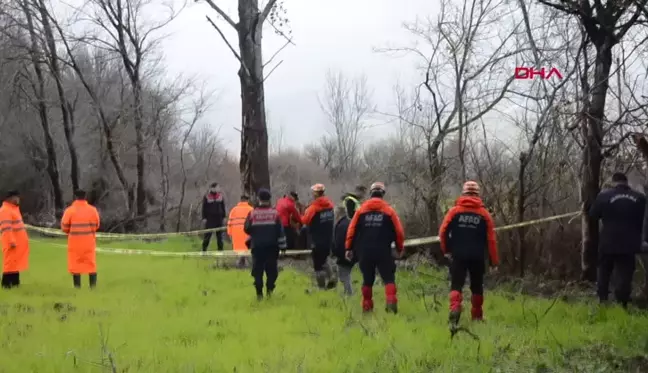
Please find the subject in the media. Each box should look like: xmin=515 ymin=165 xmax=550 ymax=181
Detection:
xmin=0 ymin=238 xmax=647 ymax=372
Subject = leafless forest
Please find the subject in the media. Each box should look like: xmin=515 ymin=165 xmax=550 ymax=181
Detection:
xmin=1 ymin=0 xmax=648 ymax=281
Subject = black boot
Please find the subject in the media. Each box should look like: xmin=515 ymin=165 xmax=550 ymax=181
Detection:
xmin=315 ymin=271 xmax=327 ymax=289
xmin=89 ymin=273 xmax=97 ymax=289
xmin=72 ymin=274 xmax=81 ymax=288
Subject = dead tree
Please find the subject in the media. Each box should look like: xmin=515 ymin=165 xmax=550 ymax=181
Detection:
xmin=538 ymin=0 xmax=648 ymax=281
xmin=203 ymin=0 xmax=292 ymax=199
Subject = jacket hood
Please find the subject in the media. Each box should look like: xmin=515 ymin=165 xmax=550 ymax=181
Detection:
xmin=455 ymin=196 xmax=484 ymax=209
xmin=312 ymin=196 xmax=334 ymax=209
xmin=362 ymin=197 xmax=388 ymax=210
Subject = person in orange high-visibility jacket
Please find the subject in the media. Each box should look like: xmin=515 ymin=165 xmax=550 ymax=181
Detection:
xmin=0 ymin=190 xmax=29 ymax=289
xmin=61 ymin=190 xmax=100 ymax=289
xmin=227 ymin=195 xmax=254 ymax=267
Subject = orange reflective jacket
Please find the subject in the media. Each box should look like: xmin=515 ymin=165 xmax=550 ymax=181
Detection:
xmin=61 ymin=200 xmax=100 ymax=274
xmin=227 ymin=201 xmax=253 ymax=252
xmin=0 ymin=201 xmax=29 ymax=273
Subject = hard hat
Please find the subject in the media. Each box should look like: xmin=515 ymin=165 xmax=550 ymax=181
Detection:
xmin=370 ymin=182 xmax=385 ymax=192
xmin=462 ymin=181 xmax=480 ymax=195
xmin=311 ymin=183 xmax=325 ymax=192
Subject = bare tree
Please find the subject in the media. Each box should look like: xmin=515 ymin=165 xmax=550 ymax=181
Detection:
xmin=202 ymin=0 xmax=293 ymax=199
xmin=50 ymin=18 xmax=132 ymax=212
xmin=377 ymin=0 xmax=524 ymax=233
xmin=176 ymin=91 xmax=211 ymax=232
xmin=538 ymin=0 xmax=648 ymax=281
xmin=78 ymin=0 xmax=184 ymax=222
xmin=317 ymin=70 xmax=373 ymax=180
xmin=33 ymin=0 xmax=81 ymax=192
xmin=17 ymin=0 xmax=64 ymax=213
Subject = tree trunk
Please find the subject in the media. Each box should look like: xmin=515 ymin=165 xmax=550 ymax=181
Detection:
xmin=237 ymin=0 xmax=270 ymax=199
xmin=37 ymin=0 xmax=80 ymax=192
xmin=132 ymin=80 xmax=147 ymax=218
xmin=22 ymin=0 xmax=64 ymax=214
xmin=580 ymin=42 xmax=612 ymax=282
xmin=518 ymin=152 xmax=527 ymax=277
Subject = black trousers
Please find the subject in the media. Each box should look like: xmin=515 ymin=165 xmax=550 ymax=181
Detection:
xmin=449 ymin=259 xmax=485 ymax=295
xmin=283 ymin=226 xmax=296 ymax=250
xmin=202 ymin=220 xmax=224 ymax=251
xmin=598 ymin=253 xmax=635 ymax=305
xmin=311 ymin=244 xmax=330 ymax=272
xmin=251 ymin=251 xmax=279 ymax=294
xmin=1 ymin=272 xmax=20 ymax=289
xmin=73 ymin=273 xmax=97 ymax=288
xmin=359 ymin=255 xmax=396 ymax=286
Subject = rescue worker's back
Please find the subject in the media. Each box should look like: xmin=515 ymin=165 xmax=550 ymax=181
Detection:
xmin=439 ymin=196 xmax=497 ymax=264
xmin=439 ymin=181 xmax=498 ymax=326
xmin=345 ymin=182 xmax=404 ymax=313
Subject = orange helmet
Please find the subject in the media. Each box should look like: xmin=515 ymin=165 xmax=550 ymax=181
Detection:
xmin=462 ymin=181 xmax=480 ymax=195
xmin=311 ymin=183 xmax=325 ymax=192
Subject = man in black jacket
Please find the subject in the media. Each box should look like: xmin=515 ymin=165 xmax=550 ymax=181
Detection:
xmin=244 ymin=188 xmax=287 ymax=300
xmin=201 ymin=182 xmax=226 ymax=252
xmin=589 ymin=172 xmax=646 ymax=308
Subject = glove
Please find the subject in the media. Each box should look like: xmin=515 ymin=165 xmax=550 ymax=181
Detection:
xmin=345 ymin=250 xmax=353 ymax=261
xmin=444 ymin=253 xmax=453 ymax=262
xmin=489 ymin=266 xmax=499 ymax=274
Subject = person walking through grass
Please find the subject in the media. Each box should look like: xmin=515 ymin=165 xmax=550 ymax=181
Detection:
xmin=0 ymin=190 xmax=29 ymax=289
xmin=301 ymin=184 xmax=336 ymax=289
xmin=439 ymin=181 xmax=498 ymax=330
xmin=332 ymin=205 xmax=357 ymax=296
xmin=345 ymin=182 xmax=405 ymax=313
xmin=61 ymin=190 xmax=101 ymax=289
xmin=244 ymin=188 xmax=287 ymax=300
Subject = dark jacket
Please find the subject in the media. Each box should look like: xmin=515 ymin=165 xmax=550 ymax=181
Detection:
xmin=438 ymin=196 xmax=498 ymax=265
xmin=243 ymin=206 xmax=287 ymax=254
xmin=301 ymin=196 xmax=335 ymax=249
xmin=333 ymin=216 xmax=356 ymax=267
xmin=202 ymin=192 xmax=226 ymax=222
xmin=345 ymin=197 xmax=405 ymax=259
xmin=589 ymin=184 xmax=646 ymax=255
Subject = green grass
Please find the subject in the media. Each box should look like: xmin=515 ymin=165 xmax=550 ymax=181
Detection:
xmin=1 ymin=237 xmax=648 ymax=372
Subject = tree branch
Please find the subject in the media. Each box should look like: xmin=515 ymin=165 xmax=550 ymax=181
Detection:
xmin=259 ymin=0 xmax=278 ymax=24
xmin=206 ymin=15 xmax=250 ymax=77
xmin=202 ymin=0 xmax=237 ymax=29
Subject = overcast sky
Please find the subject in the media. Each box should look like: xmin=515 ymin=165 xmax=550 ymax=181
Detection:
xmin=162 ymin=0 xmax=443 ymax=155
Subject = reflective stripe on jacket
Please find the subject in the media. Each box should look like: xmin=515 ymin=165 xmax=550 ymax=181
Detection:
xmin=227 ymin=201 xmax=253 ymax=252
xmin=0 ymin=201 xmax=29 ymax=273
xmin=62 ymin=200 xmax=100 ymax=274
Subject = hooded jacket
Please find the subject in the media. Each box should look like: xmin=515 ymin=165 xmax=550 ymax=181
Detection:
xmin=345 ymin=197 xmax=405 ymax=258
xmin=438 ymin=196 xmax=498 ymax=265
xmin=301 ymin=196 xmax=335 ymax=248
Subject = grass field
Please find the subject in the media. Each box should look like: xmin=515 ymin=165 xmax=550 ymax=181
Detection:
xmin=1 ymin=236 xmax=648 ymax=372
